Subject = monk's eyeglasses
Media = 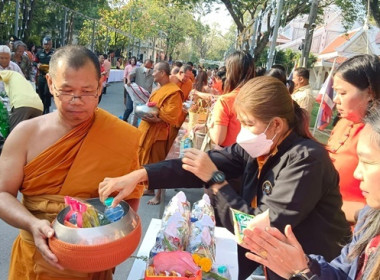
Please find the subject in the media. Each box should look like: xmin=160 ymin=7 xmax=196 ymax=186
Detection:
xmin=52 ymin=84 xmax=99 ymax=103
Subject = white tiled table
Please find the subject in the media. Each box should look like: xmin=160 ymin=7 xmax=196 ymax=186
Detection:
xmin=108 ymin=69 xmax=124 ymax=82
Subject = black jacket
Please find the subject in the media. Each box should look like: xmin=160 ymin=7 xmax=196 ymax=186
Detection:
xmin=145 ymin=131 xmax=351 ymax=280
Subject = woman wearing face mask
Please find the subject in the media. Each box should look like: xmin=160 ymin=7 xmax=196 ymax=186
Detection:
xmin=241 ymin=103 xmax=380 ymax=280
xmin=98 ymin=76 xmax=351 ymax=280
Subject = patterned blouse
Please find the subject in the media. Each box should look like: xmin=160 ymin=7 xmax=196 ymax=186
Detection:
xmin=11 ymin=53 xmax=32 ymax=81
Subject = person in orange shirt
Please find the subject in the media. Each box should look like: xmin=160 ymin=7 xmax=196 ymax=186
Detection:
xmin=208 ymin=51 xmax=255 ymax=147
xmin=0 ymin=45 xmax=143 ymax=280
xmin=327 ymin=54 xmax=380 ymax=223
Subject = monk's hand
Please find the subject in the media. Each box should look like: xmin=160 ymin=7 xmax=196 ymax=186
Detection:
xmin=241 ymin=225 xmax=308 ymax=279
xmin=99 ymin=169 xmax=148 ymax=206
xmin=31 ymin=219 xmax=64 ymax=270
xmin=142 ymin=114 xmax=161 ymax=123
xmin=181 ymin=148 xmax=218 ymax=182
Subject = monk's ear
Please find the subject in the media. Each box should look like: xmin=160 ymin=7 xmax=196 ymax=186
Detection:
xmin=46 ymin=74 xmax=54 ymax=96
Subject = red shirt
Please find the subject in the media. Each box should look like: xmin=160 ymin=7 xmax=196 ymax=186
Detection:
xmin=327 ymin=118 xmax=366 ymax=203
xmin=211 ymin=88 xmax=241 ymax=147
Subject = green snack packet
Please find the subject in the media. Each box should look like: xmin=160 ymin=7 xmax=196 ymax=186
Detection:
xmin=230 ymin=208 xmax=255 ymax=244
xmin=0 ymin=100 xmax=9 ymax=139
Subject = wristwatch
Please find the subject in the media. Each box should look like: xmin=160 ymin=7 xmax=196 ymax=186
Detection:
xmin=288 ymin=270 xmax=315 ymax=280
xmin=204 ymin=171 xmax=225 ymax=189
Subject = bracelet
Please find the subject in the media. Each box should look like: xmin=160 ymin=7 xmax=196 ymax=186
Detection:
xmin=294 ymin=255 xmax=311 ymax=274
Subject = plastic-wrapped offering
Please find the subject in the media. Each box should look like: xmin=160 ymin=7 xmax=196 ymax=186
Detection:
xmin=149 ymin=251 xmax=200 ymax=277
xmin=63 ymin=196 xmax=105 ymax=228
xmin=162 ymin=191 xmax=191 ymax=225
xmin=190 ymin=194 xmax=215 ymax=223
xmin=187 ymin=194 xmax=216 ymax=273
xmin=162 ymin=211 xmax=190 ymax=251
xmin=187 ymin=216 xmax=216 ymax=265
xmin=230 ymin=208 xmax=255 ymax=243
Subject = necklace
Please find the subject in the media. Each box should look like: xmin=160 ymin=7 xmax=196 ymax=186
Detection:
xmin=327 ymin=121 xmax=355 ymax=154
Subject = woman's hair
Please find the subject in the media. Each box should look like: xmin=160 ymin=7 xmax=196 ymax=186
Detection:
xmin=13 ymin=41 xmax=27 ymax=51
xmin=335 ymin=54 xmax=380 ymax=102
xmin=364 ymin=248 xmax=380 ymax=280
xmin=130 ymin=56 xmax=137 ymax=65
xmin=287 ymin=79 xmax=295 ymax=94
xmin=193 ymin=70 xmax=208 ymax=91
xmin=255 ymin=66 xmax=266 ymax=77
xmin=224 ymin=51 xmax=255 ymax=93
xmin=235 ymin=76 xmax=314 ymax=139
xmin=266 ymin=68 xmax=287 ymax=85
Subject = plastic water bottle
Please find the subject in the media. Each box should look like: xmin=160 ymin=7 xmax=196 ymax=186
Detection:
xmin=104 ymin=197 xmax=124 ymax=222
xmin=179 ymin=135 xmax=193 ymax=157
xmin=217 ymin=265 xmax=231 ymax=279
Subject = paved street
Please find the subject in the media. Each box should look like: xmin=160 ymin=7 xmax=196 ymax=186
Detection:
xmin=0 ymin=82 xmax=204 ymax=279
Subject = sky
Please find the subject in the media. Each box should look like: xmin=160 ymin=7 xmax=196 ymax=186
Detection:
xmin=199 ymin=3 xmax=234 ymax=35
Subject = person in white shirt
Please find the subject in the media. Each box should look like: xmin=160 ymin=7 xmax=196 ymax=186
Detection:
xmin=291 ymin=67 xmax=315 ymax=117
xmin=0 ymin=45 xmax=24 ymax=93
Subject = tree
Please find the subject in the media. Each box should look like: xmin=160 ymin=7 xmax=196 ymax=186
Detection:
xmin=0 ymin=0 xmax=108 ymax=45
xmin=172 ymin=0 xmax=337 ymax=62
xmin=335 ymin=0 xmax=380 ymax=28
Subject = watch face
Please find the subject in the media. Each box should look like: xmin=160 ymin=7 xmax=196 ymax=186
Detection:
xmin=214 ymin=171 xmax=225 ymax=183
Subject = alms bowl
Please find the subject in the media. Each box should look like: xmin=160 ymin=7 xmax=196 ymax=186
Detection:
xmin=49 ymin=198 xmax=142 ymax=272
xmin=135 ymin=104 xmax=159 ymax=119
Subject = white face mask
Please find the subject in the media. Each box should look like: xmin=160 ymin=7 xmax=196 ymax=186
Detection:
xmin=236 ymin=123 xmax=276 ymax=158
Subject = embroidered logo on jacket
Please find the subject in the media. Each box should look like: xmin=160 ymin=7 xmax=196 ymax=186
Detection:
xmin=262 ymin=180 xmax=273 ymax=195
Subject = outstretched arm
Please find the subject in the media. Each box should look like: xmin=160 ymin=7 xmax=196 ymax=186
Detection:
xmin=99 ymin=168 xmax=148 ymax=207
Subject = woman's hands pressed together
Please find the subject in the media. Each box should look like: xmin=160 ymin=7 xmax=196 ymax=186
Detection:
xmin=241 ymin=225 xmax=309 ymax=279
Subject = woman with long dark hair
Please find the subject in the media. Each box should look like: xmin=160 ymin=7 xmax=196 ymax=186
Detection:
xmin=207 ymin=51 xmax=255 ymax=147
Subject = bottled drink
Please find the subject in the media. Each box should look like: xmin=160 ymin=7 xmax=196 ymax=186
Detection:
xmin=104 ymin=197 xmax=124 ymax=222
xmin=217 ymin=265 xmax=231 ymax=279
xmin=179 ymin=135 xmax=193 ymax=157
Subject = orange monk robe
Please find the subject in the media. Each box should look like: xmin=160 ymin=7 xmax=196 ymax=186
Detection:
xmin=9 ymin=108 xmax=143 ymax=280
xmin=189 ymin=71 xmax=195 ymax=83
xmin=138 ymin=82 xmax=183 ymax=165
xmin=177 ymin=79 xmax=192 ymax=101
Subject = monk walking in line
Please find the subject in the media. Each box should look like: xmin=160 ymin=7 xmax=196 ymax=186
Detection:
xmin=140 ymin=61 xmax=183 ymax=205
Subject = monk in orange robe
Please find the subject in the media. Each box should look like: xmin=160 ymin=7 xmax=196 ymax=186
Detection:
xmin=166 ymin=64 xmax=194 ymax=151
xmin=170 ymin=64 xmax=193 ymax=101
xmin=140 ymin=62 xmax=183 ymax=205
xmin=0 ymin=45 xmax=143 ymax=280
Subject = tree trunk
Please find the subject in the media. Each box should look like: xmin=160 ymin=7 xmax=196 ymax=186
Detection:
xmin=21 ymin=0 xmax=36 ymax=42
xmin=220 ymin=0 xmax=245 ymax=32
xmin=370 ymin=0 xmax=380 ymax=27
xmin=67 ymin=12 xmax=74 ymax=45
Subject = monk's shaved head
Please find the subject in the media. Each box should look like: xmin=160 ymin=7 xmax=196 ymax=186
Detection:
xmin=49 ymin=45 xmax=101 ymax=80
xmin=180 ymin=65 xmax=192 ymax=74
xmin=156 ymin=61 xmax=170 ymax=76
